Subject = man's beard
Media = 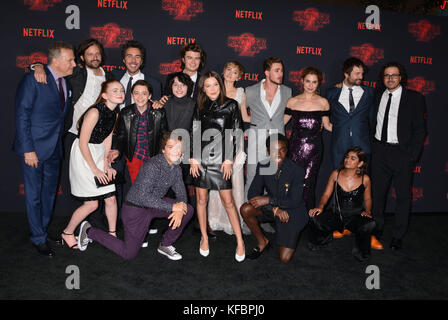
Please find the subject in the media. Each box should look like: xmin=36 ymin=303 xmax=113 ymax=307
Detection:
xmin=85 ymin=60 xmax=101 ymax=69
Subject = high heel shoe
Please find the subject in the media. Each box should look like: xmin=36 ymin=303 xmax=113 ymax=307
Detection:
xmin=235 ymin=246 xmax=245 ymax=262
xmin=199 ymin=239 xmax=209 ymax=257
xmin=61 ymin=231 xmax=78 ymax=250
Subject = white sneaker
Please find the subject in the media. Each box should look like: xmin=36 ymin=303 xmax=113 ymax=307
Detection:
xmin=157 ymin=244 xmax=182 ymax=260
xmin=78 ymin=221 xmax=93 ymax=251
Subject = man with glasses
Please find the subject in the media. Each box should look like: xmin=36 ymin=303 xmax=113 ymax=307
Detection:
xmin=370 ymin=62 xmax=426 ymax=250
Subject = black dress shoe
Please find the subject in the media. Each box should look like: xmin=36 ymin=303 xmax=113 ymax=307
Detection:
xmin=47 ymin=236 xmax=63 ymax=246
xmin=390 ymin=238 xmax=402 ymax=250
xmin=352 ymin=247 xmax=370 ymax=262
xmin=34 ymin=242 xmax=55 ymax=257
xmin=247 ymin=242 xmax=271 ymax=260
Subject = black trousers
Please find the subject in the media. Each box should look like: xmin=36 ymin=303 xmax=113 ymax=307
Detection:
xmin=308 ymin=209 xmax=376 ymax=257
xmin=371 ymin=141 xmax=414 ymax=239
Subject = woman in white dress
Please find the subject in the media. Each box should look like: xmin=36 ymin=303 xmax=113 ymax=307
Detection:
xmin=61 ymin=80 xmax=124 ymax=249
xmin=208 ymin=61 xmax=250 ymax=235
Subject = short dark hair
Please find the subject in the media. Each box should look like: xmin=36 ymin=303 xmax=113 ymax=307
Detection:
xmin=266 ymin=133 xmax=288 ymax=151
xmin=378 ymin=61 xmax=408 ymax=87
xmin=180 ymin=43 xmax=206 ymax=70
xmin=160 ymin=131 xmax=182 ymax=151
xmin=77 ymin=38 xmax=105 ymax=66
xmin=121 ymin=40 xmax=146 ymax=69
xmin=47 ymin=41 xmax=73 ymax=64
xmin=131 ymin=79 xmax=153 ymax=96
xmin=167 ymin=72 xmax=194 ymax=97
xmin=342 ymin=57 xmax=367 ymax=77
xmin=263 ymin=57 xmax=283 ymax=72
xmin=338 ymin=146 xmax=368 ymax=176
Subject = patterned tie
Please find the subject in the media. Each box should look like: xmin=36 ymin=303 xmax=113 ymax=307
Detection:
xmin=348 ymin=88 xmax=355 ymax=114
xmin=381 ymin=93 xmax=393 ymax=143
xmin=124 ymin=76 xmax=133 ymax=106
xmin=57 ymin=77 xmax=65 ymax=110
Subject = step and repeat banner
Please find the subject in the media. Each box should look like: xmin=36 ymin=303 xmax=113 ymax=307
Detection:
xmin=1 ymin=0 xmax=447 ymax=214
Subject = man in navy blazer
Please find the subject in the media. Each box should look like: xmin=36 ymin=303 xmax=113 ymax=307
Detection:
xmin=13 ymin=41 xmax=75 ymax=257
xmin=326 ymin=58 xmax=375 ymax=169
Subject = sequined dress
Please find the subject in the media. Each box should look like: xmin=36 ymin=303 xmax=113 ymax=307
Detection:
xmin=287 ymin=109 xmax=329 ymax=210
xmin=69 ymin=102 xmax=118 ymax=200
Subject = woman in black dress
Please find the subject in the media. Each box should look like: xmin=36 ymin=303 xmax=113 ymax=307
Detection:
xmin=284 ymin=66 xmax=332 ymax=211
xmin=189 ymin=71 xmax=245 ymax=262
xmin=308 ymin=147 xmax=376 ymax=262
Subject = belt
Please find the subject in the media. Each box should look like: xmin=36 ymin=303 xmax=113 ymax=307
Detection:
xmin=374 ymin=138 xmax=400 ymax=148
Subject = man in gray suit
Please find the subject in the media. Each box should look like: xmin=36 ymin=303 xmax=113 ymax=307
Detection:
xmin=244 ymin=57 xmax=292 ymax=201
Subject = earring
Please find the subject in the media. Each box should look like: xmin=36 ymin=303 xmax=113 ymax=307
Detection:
xmin=356 ymin=167 xmax=361 ymax=175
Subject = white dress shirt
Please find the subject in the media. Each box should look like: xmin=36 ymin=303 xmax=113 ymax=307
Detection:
xmin=119 ymin=70 xmax=145 ymax=109
xmin=69 ymin=67 xmax=106 ymax=135
xmin=338 ymin=83 xmax=364 ymax=113
xmin=375 ymin=86 xmax=402 ymax=143
xmin=260 ymin=79 xmax=281 ymax=118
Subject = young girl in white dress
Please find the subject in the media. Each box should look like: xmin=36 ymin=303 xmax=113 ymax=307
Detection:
xmin=208 ymin=61 xmax=250 ymax=235
xmin=61 ymin=80 xmax=124 ymax=249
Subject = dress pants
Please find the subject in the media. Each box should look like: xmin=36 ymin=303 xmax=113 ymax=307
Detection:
xmin=308 ymin=209 xmax=376 ymax=257
xmin=88 ymin=198 xmax=193 ymax=260
xmin=371 ymin=141 xmax=413 ymax=239
xmin=21 ymin=148 xmax=61 ymax=245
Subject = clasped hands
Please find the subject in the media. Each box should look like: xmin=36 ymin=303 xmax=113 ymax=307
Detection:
xmin=249 ymin=196 xmax=290 ymax=223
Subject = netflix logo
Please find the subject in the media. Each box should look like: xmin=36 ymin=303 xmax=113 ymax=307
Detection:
xmin=413 ymin=166 xmax=422 ymax=173
xmin=391 ymin=187 xmax=423 ymax=202
xmin=102 ymin=65 xmax=126 ymax=72
xmin=410 ymin=56 xmax=433 ymax=65
xmin=23 ymin=28 xmax=55 ymax=39
xmin=167 ymin=36 xmax=196 ymax=46
xmin=362 ymin=81 xmax=377 ymax=88
xmin=242 ymin=73 xmax=259 ymax=82
xmin=98 ymin=0 xmax=128 ymax=9
xmin=296 ymin=45 xmax=322 ymax=56
xmin=357 ymin=22 xmax=381 ymax=31
xmin=235 ymin=10 xmax=263 ymax=21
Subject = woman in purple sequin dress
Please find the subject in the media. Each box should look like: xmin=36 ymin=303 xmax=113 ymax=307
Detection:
xmin=284 ymin=67 xmax=332 ymax=210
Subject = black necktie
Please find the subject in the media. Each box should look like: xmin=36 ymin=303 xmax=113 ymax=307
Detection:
xmin=381 ymin=93 xmax=393 ymax=143
xmin=124 ymin=76 xmax=133 ymax=106
xmin=348 ymin=88 xmax=355 ymax=114
xmin=57 ymin=77 xmax=65 ymax=110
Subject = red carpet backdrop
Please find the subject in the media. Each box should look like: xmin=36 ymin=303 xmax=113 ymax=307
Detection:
xmin=2 ymin=0 xmax=447 ymax=213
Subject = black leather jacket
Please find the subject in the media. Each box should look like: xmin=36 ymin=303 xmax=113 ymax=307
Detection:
xmin=112 ymin=104 xmax=167 ymax=161
xmin=191 ymin=98 xmax=243 ymax=165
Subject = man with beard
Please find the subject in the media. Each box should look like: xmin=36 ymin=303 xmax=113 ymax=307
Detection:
xmin=326 ymin=57 xmax=375 ymax=169
xmin=370 ymin=62 xmax=426 ymax=250
xmin=244 ymin=57 xmax=292 ymax=203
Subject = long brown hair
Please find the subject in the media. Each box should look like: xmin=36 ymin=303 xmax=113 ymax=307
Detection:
xmin=197 ymin=71 xmax=227 ymax=110
xmin=77 ymin=79 xmax=122 ymax=131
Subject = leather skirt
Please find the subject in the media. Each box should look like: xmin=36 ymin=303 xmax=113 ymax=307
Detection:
xmin=193 ymin=163 xmax=232 ymax=190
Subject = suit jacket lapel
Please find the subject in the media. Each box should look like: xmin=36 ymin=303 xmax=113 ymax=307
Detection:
xmin=396 ymin=87 xmax=407 ymax=139
xmin=254 ymin=81 xmax=270 ymax=119
xmin=332 ymin=87 xmax=348 ymax=114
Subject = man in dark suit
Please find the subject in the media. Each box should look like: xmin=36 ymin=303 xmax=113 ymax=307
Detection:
xmin=326 ymin=57 xmax=375 ymax=169
xmin=240 ymin=134 xmax=308 ymax=264
xmin=13 ymin=41 xmax=75 ymax=257
xmin=371 ymin=62 xmax=426 ymax=250
xmin=113 ymin=40 xmax=163 ymax=106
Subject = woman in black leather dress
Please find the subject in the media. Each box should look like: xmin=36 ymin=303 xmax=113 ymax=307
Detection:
xmin=308 ymin=147 xmax=376 ymax=262
xmin=189 ymin=71 xmax=246 ymax=262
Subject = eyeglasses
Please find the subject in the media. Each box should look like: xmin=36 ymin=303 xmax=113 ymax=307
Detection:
xmin=383 ymin=74 xmax=400 ymax=79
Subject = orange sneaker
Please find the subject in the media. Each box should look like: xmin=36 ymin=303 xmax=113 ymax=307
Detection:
xmin=371 ymin=235 xmax=383 ymax=250
xmin=343 ymin=229 xmax=352 ymax=236
xmin=333 ymin=230 xmax=344 ymax=239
